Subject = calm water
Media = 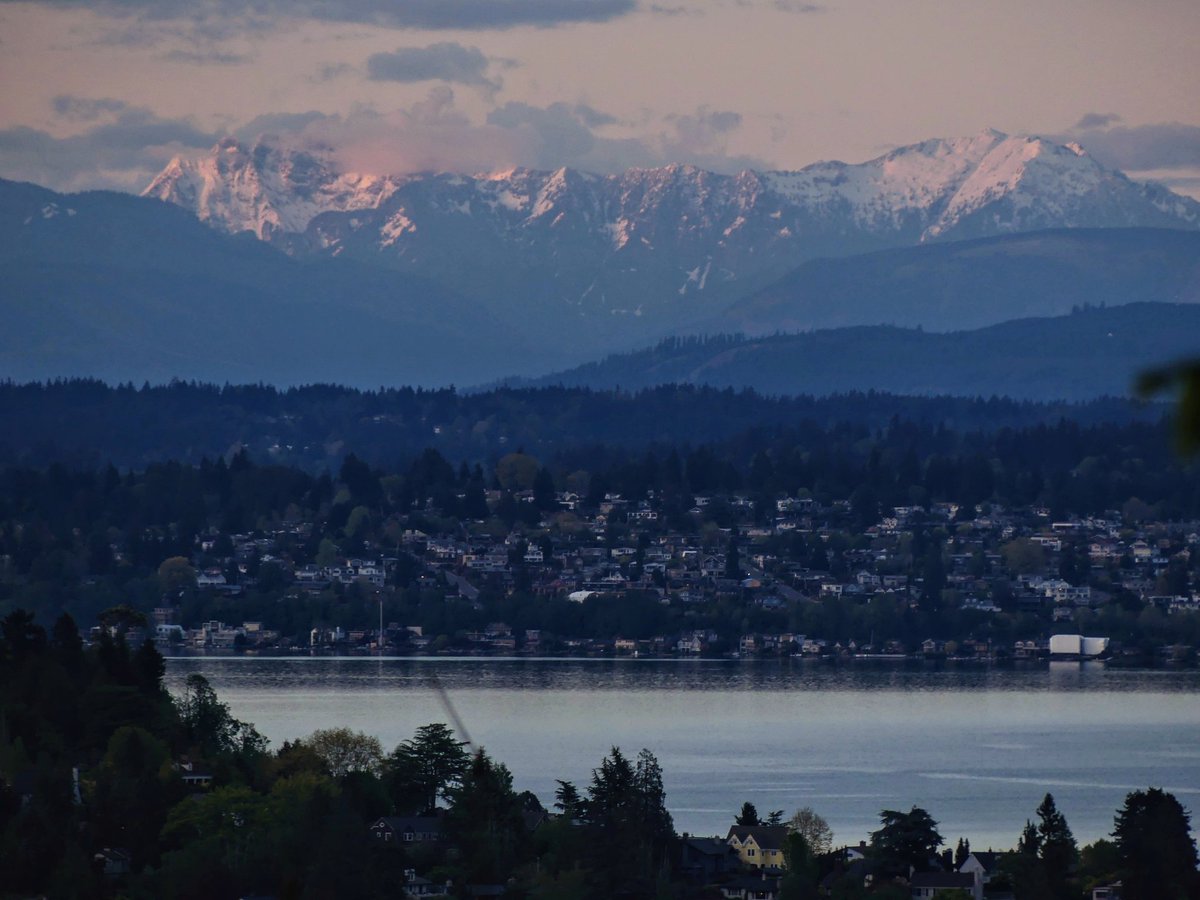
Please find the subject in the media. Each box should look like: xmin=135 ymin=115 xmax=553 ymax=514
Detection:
xmin=164 ymin=657 xmax=1200 ymax=850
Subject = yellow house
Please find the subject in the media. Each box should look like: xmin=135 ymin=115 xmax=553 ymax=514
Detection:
xmin=726 ymin=825 xmax=788 ymax=870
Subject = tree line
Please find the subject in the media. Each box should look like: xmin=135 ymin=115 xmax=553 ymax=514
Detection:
xmin=0 ymin=378 xmax=1160 ymax=472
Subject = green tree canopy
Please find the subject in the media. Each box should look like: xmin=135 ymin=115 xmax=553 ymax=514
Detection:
xmin=301 ymin=727 xmax=384 ymax=778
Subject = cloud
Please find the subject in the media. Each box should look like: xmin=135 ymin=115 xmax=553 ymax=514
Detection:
xmin=1061 ymin=117 xmax=1200 ymax=171
xmin=0 ymin=100 xmax=218 ymax=192
xmin=773 ymin=0 xmax=823 ymax=12
xmin=233 ymin=111 xmax=334 ymax=142
xmin=669 ymin=108 xmax=741 ymax=139
xmin=1 ymin=90 xmax=765 ymax=194
xmin=1060 ymin=116 xmax=1200 ymax=201
xmin=245 ymin=93 xmax=760 ymax=177
xmin=573 ymin=104 xmax=617 ymax=128
xmin=485 ymin=100 xmax=761 ymax=173
xmin=366 ymin=43 xmax=501 ymax=95
xmin=51 ymin=95 xmax=129 ymax=122
xmin=1073 ymin=112 xmax=1122 ymax=131
xmin=313 ymin=62 xmax=354 ymax=82
xmin=351 ymin=0 xmax=636 ymax=29
xmin=278 ymin=88 xmax=528 ymax=175
xmin=160 ymin=48 xmax=252 ymax=65
xmin=487 ymin=101 xmax=628 ymax=168
xmin=8 ymin=0 xmax=637 ymax=33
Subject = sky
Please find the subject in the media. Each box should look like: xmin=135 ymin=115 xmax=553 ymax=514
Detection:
xmin=0 ymin=0 xmax=1198 ymax=197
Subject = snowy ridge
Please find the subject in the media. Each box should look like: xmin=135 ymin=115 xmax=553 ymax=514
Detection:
xmin=142 ymin=130 xmax=1200 ymax=327
xmin=143 ymin=138 xmax=402 ymax=239
xmin=147 ymin=130 xmax=1200 ymax=247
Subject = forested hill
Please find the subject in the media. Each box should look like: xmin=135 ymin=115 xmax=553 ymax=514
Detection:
xmin=0 ymin=380 xmax=1162 ymax=472
xmin=514 ymin=303 xmax=1200 ymax=401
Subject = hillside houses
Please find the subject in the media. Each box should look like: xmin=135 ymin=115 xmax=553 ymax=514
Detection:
xmin=158 ymin=487 xmax=1200 ymax=661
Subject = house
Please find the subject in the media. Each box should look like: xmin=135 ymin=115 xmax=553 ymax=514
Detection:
xmin=174 ymin=759 xmax=214 ymax=789
xmin=840 ymin=841 xmax=870 ymax=862
xmin=910 ymin=871 xmax=980 ymax=900
xmin=679 ymin=836 xmax=739 ymax=880
xmin=403 ymin=869 xmax=450 ymax=898
xmin=727 ymin=824 xmax=788 ymax=870
xmin=94 ymin=847 xmax=132 ymax=877
xmin=370 ymin=814 xmax=445 ymax=845
xmin=959 ymin=851 xmax=1005 ymax=888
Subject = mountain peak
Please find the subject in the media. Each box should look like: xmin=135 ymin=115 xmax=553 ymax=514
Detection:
xmin=143 ymin=130 xmax=1200 ymax=250
xmin=142 ymin=138 xmax=398 ymax=238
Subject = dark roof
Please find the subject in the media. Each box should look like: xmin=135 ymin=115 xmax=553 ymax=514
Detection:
xmin=727 ymin=825 xmax=789 ymax=851
xmin=910 ymin=872 xmax=976 ymax=888
xmin=372 ymin=815 xmax=444 ymax=834
xmin=685 ymin=837 xmax=736 ymax=856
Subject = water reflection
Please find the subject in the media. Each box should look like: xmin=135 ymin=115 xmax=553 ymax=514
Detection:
xmin=164 ymin=655 xmax=1200 ymax=695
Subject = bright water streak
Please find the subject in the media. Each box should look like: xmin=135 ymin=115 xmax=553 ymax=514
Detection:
xmin=164 ymin=657 xmax=1200 ymax=851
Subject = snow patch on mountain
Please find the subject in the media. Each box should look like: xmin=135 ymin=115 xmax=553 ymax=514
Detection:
xmin=143 ymin=138 xmax=401 ymax=239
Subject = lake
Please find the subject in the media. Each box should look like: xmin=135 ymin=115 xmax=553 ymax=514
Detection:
xmin=163 ymin=656 xmax=1200 ymax=851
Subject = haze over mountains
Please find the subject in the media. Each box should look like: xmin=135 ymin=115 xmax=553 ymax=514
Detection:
xmin=3 ymin=129 xmax=1199 ymax=396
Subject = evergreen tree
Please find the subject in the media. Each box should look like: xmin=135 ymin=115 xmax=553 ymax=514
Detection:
xmin=870 ymin=806 xmax=942 ymax=877
xmin=553 ymin=779 xmax=581 ymax=818
xmin=1113 ymin=788 xmax=1199 ymax=900
xmin=1036 ymin=793 xmax=1078 ymax=899
xmin=446 ymin=749 xmax=526 ymax=885
xmin=388 ymin=722 xmax=469 ymax=813
xmin=736 ymin=801 xmax=761 ymax=826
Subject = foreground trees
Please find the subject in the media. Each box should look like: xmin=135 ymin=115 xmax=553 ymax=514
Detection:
xmin=3 ymin=609 xmax=1199 ymax=899
xmin=1000 ymin=794 xmax=1080 ymax=900
xmin=1113 ymin=787 xmax=1199 ymax=900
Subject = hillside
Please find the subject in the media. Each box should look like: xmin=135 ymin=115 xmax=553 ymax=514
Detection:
xmin=0 ymin=179 xmax=545 ymax=387
xmin=709 ymin=228 xmax=1200 ymax=335
xmin=519 ymin=303 xmax=1200 ymax=401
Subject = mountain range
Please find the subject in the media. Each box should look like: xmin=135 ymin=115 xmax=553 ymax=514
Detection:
xmin=3 ymin=128 xmax=1199 ymax=395
xmin=143 ymin=129 xmax=1200 ymax=350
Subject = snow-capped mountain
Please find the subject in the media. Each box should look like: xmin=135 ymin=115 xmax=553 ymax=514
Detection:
xmin=143 ymin=137 xmax=403 ymax=239
xmin=143 ymin=130 xmax=1200 ymax=345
